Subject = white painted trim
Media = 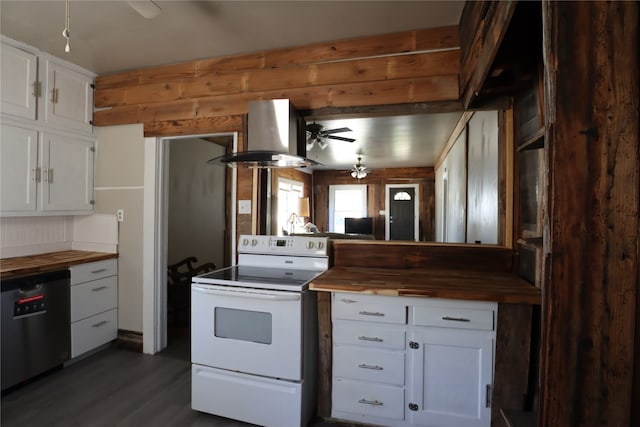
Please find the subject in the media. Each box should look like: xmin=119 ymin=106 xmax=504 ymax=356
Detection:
xmin=143 ymin=137 xmax=167 ymax=354
xmin=95 ymin=186 xmax=145 ymax=191
xmin=385 ymin=183 xmax=420 ymax=241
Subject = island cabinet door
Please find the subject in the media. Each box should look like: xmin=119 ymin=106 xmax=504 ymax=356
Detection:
xmin=406 ymin=328 xmax=494 ymax=427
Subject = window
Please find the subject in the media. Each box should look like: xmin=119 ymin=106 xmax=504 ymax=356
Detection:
xmin=329 ymin=185 xmax=367 ymax=233
xmin=277 ymin=178 xmax=304 ymax=235
xmin=393 ymin=191 xmax=412 ymax=201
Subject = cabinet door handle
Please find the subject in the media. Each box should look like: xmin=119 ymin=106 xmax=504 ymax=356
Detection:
xmin=43 ymin=168 xmax=49 ymax=183
xmin=340 ymin=298 xmax=357 ymax=303
xmin=442 ymin=316 xmax=471 ymax=322
xmin=91 ymin=268 xmax=108 ymax=274
xmin=358 ymin=364 xmax=383 ymax=370
xmin=358 ymin=336 xmax=383 ymax=342
xmin=358 ymin=398 xmax=383 ymax=406
xmin=51 ymin=88 xmax=59 ymax=104
xmin=92 ymin=286 xmax=109 ymax=292
xmin=92 ymin=320 xmax=108 ymax=328
xmin=359 ymin=311 xmax=385 ymax=317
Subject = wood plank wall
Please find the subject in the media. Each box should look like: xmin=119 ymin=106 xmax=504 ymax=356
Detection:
xmin=94 ymin=26 xmax=460 ymax=135
xmin=313 ymin=167 xmax=435 ymax=241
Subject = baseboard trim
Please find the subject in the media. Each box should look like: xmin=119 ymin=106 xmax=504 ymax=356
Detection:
xmin=113 ymin=329 xmax=143 ymax=353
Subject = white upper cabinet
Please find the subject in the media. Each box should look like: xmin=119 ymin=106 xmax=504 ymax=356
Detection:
xmin=0 ymin=122 xmax=39 ymax=212
xmin=0 ymin=38 xmax=96 ymax=216
xmin=40 ymin=131 xmax=95 ymax=212
xmin=45 ymin=60 xmax=94 ymax=134
xmin=1 ymin=43 xmax=38 ymax=120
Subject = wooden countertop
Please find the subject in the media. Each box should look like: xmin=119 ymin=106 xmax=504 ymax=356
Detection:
xmin=0 ymin=250 xmax=118 ymax=280
xmin=309 ymin=266 xmax=541 ymax=304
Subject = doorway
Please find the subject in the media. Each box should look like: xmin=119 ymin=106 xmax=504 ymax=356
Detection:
xmin=143 ymin=132 xmax=237 ymax=355
xmin=165 ymin=137 xmax=228 ymax=346
xmin=385 ymin=184 xmax=419 ymax=241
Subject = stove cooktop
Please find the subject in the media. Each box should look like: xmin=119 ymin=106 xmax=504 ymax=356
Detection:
xmin=192 ymin=265 xmax=325 ymax=291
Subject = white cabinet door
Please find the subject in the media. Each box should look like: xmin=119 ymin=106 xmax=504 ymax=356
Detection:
xmin=0 ymin=43 xmax=38 ymax=120
xmin=40 ymin=132 xmax=94 ymax=212
xmin=0 ymin=122 xmax=39 ymax=212
xmin=45 ymin=60 xmax=93 ymax=133
xmin=407 ymin=328 xmax=494 ymax=427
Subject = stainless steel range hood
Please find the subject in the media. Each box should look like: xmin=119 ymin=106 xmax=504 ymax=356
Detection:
xmin=208 ymin=99 xmax=318 ymax=168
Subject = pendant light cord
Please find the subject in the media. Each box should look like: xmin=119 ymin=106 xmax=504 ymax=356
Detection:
xmin=63 ymin=0 xmax=70 ymax=53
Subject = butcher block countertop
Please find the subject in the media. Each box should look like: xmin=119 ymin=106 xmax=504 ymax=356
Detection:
xmin=309 ymin=266 xmax=541 ymax=304
xmin=0 ymin=250 xmax=118 ymax=280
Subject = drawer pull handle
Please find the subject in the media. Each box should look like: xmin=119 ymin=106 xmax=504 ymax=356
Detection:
xmin=442 ymin=316 xmax=471 ymax=322
xmin=92 ymin=286 xmax=109 ymax=292
xmin=91 ymin=268 xmax=108 ymax=274
xmin=92 ymin=320 xmax=108 ymax=328
xmin=358 ymin=363 xmax=383 ymax=370
xmin=358 ymin=398 xmax=383 ymax=406
xmin=358 ymin=336 xmax=383 ymax=342
xmin=359 ymin=311 xmax=385 ymax=317
xmin=340 ymin=298 xmax=357 ymax=304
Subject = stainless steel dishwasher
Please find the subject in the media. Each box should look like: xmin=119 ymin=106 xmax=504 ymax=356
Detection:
xmin=1 ymin=269 xmax=71 ymax=391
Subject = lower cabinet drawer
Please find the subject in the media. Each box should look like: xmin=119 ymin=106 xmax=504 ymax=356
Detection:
xmin=71 ymin=308 xmax=117 ymax=357
xmin=333 ymin=294 xmax=407 ymax=324
xmin=71 ymin=276 xmax=117 ymax=322
xmin=413 ymin=305 xmax=495 ymax=331
xmin=333 ymin=321 xmax=405 ymax=350
xmin=334 ymin=345 xmax=405 ymax=385
xmin=332 ymin=378 xmax=404 ymax=420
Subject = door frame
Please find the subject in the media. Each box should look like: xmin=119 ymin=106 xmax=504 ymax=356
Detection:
xmin=142 ymin=133 xmax=238 ymax=354
xmin=385 ymin=183 xmax=419 ymax=241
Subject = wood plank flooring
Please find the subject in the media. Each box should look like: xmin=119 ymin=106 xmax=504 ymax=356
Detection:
xmin=1 ymin=335 xmax=346 ymax=427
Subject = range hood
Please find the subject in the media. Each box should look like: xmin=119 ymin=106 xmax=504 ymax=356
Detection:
xmin=208 ymin=99 xmax=319 ymax=168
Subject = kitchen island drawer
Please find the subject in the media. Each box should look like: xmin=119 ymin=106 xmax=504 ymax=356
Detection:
xmin=334 ymin=345 xmax=405 ymax=385
xmin=333 ymin=293 xmax=406 ymax=324
xmin=70 ymin=276 xmax=117 ymax=322
xmin=332 ymin=378 xmax=404 ymax=420
xmin=71 ymin=308 xmax=117 ymax=357
xmin=333 ymin=321 xmax=405 ymax=349
xmin=412 ymin=300 xmax=496 ymax=331
xmin=70 ymin=259 xmax=117 ymax=284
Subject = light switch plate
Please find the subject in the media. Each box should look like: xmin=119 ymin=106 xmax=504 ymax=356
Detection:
xmin=238 ymin=200 xmax=252 ymax=214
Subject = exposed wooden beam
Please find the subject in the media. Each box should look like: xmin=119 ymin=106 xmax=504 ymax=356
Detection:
xmin=459 ymin=1 xmax=518 ymax=109
xmin=539 ymin=1 xmax=639 ymax=425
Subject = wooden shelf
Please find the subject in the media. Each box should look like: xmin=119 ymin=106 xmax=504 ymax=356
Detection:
xmin=517 ymin=129 xmax=544 ymax=151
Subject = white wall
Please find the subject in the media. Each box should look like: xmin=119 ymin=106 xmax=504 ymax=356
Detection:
xmin=435 ymin=128 xmax=467 ymax=243
xmin=168 ymin=138 xmax=225 ymax=268
xmin=466 ymin=111 xmax=499 ymax=244
xmin=95 ymin=124 xmax=144 ymax=333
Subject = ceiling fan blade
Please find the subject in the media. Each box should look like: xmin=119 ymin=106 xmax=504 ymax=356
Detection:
xmin=321 ymin=127 xmax=352 ymax=135
xmin=128 ymin=1 xmax=162 ymax=19
xmin=327 ymin=135 xmax=355 ymax=142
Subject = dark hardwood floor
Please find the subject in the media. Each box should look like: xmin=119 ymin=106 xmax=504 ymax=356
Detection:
xmin=1 ymin=333 xmax=345 ymax=427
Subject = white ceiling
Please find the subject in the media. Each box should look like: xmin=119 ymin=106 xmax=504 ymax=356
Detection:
xmin=0 ymin=0 xmax=466 ymax=170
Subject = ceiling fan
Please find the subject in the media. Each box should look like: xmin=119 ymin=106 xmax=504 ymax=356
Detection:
xmin=306 ymin=123 xmax=355 ymax=150
xmin=351 ymin=156 xmax=370 ymax=180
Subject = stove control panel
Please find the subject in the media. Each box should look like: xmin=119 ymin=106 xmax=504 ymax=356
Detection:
xmin=238 ymin=235 xmax=329 ymax=256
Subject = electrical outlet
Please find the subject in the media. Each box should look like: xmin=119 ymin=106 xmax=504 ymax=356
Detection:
xmin=116 ymin=209 xmax=124 ymax=222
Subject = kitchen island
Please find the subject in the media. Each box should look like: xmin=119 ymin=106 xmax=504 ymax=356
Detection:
xmin=309 ymin=240 xmax=541 ymax=427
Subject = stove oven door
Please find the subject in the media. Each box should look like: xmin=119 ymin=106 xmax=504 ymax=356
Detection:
xmin=191 ymin=284 xmax=303 ymax=381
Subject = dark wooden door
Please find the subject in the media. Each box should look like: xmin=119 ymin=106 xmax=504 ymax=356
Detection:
xmin=389 ymin=187 xmax=415 ymax=240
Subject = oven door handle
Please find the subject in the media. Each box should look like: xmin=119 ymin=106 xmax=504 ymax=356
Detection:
xmin=192 ymin=285 xmax=301 ymax=301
